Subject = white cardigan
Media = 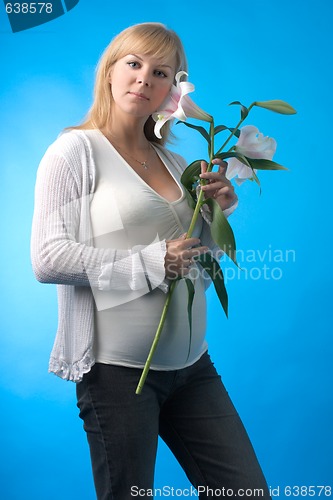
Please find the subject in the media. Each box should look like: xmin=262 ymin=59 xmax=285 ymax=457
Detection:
xmin=31 ymin=130 xmax=223 ymax=382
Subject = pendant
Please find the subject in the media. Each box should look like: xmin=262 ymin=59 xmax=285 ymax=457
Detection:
xmin=141 ymin=161 xmax=149 ymax=169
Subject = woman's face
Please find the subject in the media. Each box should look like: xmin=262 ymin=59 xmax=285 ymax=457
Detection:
xmin=109 ymin=53 xmax=176 ymax=120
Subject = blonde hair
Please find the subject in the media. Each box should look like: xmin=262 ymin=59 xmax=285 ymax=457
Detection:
xmin=70 ymin=23 xmax=188 ymax=145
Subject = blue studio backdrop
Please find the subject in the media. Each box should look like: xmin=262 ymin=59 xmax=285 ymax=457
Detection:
xmin=0 ymin=0 xmax=332 ymax=498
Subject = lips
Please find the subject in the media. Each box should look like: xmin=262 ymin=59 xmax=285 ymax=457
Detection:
xmin=128 ymin=92 xmax=149 ymax=101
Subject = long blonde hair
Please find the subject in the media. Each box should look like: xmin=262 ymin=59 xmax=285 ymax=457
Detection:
xmin=70 ymin=23 xmax=188 ymax=145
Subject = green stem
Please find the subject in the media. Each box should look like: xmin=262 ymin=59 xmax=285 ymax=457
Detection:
xmin=186 ymin=188 xmax=205 ymax=238
xmin=215 ymin=103 xmax=255 ymax=155
xmin=135 ymin=280 xmax=176 ymax=394
xmin=187 ymin=120 xmax=215 ymax=238
xmin=136 ymin=120 xmax=216 ymax=394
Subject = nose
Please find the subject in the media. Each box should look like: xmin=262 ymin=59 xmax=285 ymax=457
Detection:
xmin=136 ymin=70 xmax=151 ymax=87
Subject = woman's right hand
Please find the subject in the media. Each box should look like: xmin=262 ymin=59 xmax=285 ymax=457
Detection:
xmin=164 ymin=234 xmax=209 ymax=280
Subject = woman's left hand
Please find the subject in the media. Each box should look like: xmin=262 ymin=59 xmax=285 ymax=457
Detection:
xmin=200 ymin=159 xmax=238 ymax=211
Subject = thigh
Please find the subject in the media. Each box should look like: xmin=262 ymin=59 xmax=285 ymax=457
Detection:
xmin=159 ymin=353 xmax=271 ymax=498
xmin=76 ymin=363 xmax=160 ymax=500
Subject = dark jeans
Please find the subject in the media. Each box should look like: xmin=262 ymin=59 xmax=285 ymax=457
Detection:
xmin=76 ymin=352 xmax=271 ymax=499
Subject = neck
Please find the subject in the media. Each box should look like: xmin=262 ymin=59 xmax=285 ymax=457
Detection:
xmin=105 ymin=114 xmax=150 ymax=150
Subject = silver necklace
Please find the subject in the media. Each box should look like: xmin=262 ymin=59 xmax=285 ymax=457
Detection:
xmin=110 ymin=136 xmax=153 ymax=170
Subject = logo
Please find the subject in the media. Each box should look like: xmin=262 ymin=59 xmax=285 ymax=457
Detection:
xmin=3 ymin=0 xmax=80 ymax=33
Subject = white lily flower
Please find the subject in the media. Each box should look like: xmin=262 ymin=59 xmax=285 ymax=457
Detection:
xmin=153 ymin=71 xmax=212 ymax=139
xmin=226 ymin=125 xmax=277 ymax=185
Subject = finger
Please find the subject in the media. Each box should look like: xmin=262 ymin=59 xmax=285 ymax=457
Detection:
xmin=201 ymin=174 xmax=232 ymax=189
xmin=202 ymin=169 xmax=231 ymax=181
xmin=181 ymin=257 xmax=197 ymax=276
xmin=212 ymin=158 xmax=228 ymax=173
xmin=214 ymin=186 xmax=235 ymax=198
xmin=201 ymin=180 xmax=233 ymax=193
xmin=185 ymin=246 xmax=209 ymax=259
xmin=167 ymin=233 xmax=189 ymax=245
xmin=200 ymin=171 xmax=226 ymax=181
xmin=217 ymin=188 xmax=238 ymax=203
xmin=218 ymin=184 xmax=235 ymax=194
xmin=180 ymin=237 xmax=202 ymax=249
xmin=201 ymin=160 xmax=208 ymax=176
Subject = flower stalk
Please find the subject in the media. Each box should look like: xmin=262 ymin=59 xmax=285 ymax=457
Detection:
xmin=187 ymin=120 xmax=215 ymax=238
xmin=135 ymin=85 xmax=295 ymax=394
xmin=136 ymin=121 xmax=215 ymax=395
xmin=135 ymin=281 xmax=176 ymax=394
xmin=216 ymin=103 xmax=255 ymax=155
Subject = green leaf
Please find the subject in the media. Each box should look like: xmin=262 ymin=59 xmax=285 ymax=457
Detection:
xmin=206 ymin=198 xmax=237 ymax=266
xmin=214 ymin=125 xmax=241 ymax=138
xmin=251 ymin=170 xmax=262 ymax=191
xmin=246 ymin=158 xmax=288 ymax=171
xmin=214 ymin=151 xmax=251 ymax=167
xmin=229 ymin=101 xmax=249 ymax=120
xmin=184 ymin=278 xmax=195 ymax=360
xmin=180 ymin=160 xmax=202 ymax=190
xmin=196 ymin=254 xmax=228 ymax=317
xmin=214 ymin=124 xmax=228 ymax=135
xmin=254 ymin=100 xmax=297 ymax=115
xmin=177 ymin=121 xmax=211 ymax=144
xmin=184 ymin=187 xmax=196 ymax=209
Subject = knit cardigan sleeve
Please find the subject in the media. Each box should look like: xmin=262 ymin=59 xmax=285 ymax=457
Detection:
xmin=31 ymin=132 xmax=167 ymax=292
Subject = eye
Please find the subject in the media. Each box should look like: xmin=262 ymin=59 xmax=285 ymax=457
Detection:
xmin=127 ymin=61 xmax=140 ymax=69
xmin=154 ymin=69 xmax=168 ymax=78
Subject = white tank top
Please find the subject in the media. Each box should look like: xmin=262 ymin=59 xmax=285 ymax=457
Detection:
xmin=89 ymin=129 xmax=207 ymax=370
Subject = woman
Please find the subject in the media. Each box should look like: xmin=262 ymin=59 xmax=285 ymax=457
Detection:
xmin=31 ymin=22 xmax=271 ymax=500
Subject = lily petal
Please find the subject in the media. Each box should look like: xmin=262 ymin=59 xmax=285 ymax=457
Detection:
xmin=153 ymin=71 xmax=212 ymax=139
xmin=226 ymin=158 xmax=254 ymax=183
xmin=153 ymin=114 xmax=170 ymax=139
xmin=226 ymin=125 xmax=276 ymax=185
xmin=235 ymin=125 xmax=277 ymax=160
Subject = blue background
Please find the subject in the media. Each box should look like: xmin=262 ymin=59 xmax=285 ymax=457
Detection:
xmin=0 ymin=0 xmax=332 ymax=498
